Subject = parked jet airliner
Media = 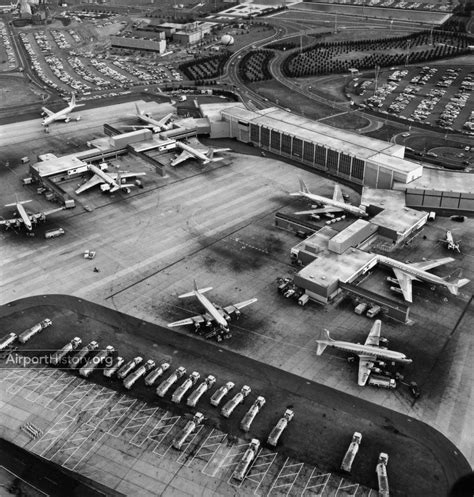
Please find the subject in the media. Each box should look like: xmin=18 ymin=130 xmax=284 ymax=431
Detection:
xmin=0 ymin=199 xmax=64 ymax=232
xmin=290 ymin=177 xmax=368 ymax=218
xmin=75 ymin=163 xmax=146 ymax=194
xmin=316 ymin=320 xmax=412 ymax=386
xmin=42 ymin=94 xmax=84 ymax=127
xmin=170 ymin=140 xmax=230 ymax=167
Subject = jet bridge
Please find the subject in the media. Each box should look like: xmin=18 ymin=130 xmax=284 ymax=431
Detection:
xmin=339 ymin=281 xmax=410 ymax=323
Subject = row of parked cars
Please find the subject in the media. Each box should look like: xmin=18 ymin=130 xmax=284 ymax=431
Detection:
xmin=1 ymin=23 xmax=16 ymax=68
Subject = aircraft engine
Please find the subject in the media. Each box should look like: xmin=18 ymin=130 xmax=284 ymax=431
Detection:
xmin=65 ymin=118 xmax=70 ymax=123
xmin=76 ymin=116 xmax=81 ymax=121
xmin=122 ymin=187 xmax=131 ymax=194
xmin=234 ymin=309 xmax=241 ymax=319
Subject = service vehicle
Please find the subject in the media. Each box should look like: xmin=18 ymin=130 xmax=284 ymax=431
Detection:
xmin=44 ymin=228 xmax=65 ymax=239
xmin=240 ymin=396 xmax=266 ymax=432
xmin=70 ymin=340 xmax=99 ymax=368
xmin=18 ymin=318 xmax=52 ymax=344
xmin=50 ymin=337 xmax=81 ymax=366
xmin=79 ymin=346 xmax=115 ymax=378
xmin=156 ymin=366 xmax=186 ymax=397
xmin=340 ymin=432 xmax=362 ymax=473
xmin=366 ymin=305 xmax=381 ymax=318
xmin=144 ymin=362 xmax=170 ymax=386
xmin=233 ymin=439 xmax=260 ymax=481
xmin=123 ymin=359 xmax=155 ymax=389
xmin=103 ymin=356 xmax=124 ymax=378
xmin=172 ymin=412 xmax=204 ymax=450
xmin=354 ymin=303 xmax=368 ymax=315
xmin=83 ymin=250 xmax=96 ymax=259
xmin=172 ymin=371 xmax=200 ymax=403
xmin=376 ymin=453 xmax=390 ymax=497
xmin=187 ymin=374 xmax=216 ymax=407
xmin=117 ymin=356 xmax=143 ymax=379
xmin=210 ymin=381 xmax=235 ymax=407
xmin=368 ymin=375 xmax=396 ymax=389
xmin=0 ymin=333 xmax=17 ymax=351
xmin=221 ymin=385 xmax=251 ymax=418
xmin=267 ymin=409 xmax=294 ymax=447
xmin=409 ymin=381 xmax=421 ymax=399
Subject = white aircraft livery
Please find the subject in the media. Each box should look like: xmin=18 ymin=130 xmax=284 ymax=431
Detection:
xmin=168 ymin=281 xmax=257 ymax=333
xmin=0 ymin=199 xmax=64 ymax=232
xmin=290 ymin=177 xmax=368 ymax=218
xmin=42 ymin=93 xmax=84 ymax=126
xmin=316 ymin=320 xmax=412 ymax=386
xmin=377 ymin=254 xmax=469 ymax=302
xmin=75 ymin=162 xmax=146 ymax=195
xmin=170 ymin=140 xmax=230 ymax=167
xmin=134 ymin=104 xmax=173 ymax=132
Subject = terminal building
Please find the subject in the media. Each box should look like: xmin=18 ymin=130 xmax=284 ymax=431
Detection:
xmin=110 ymin=35 xmax=166 ymax=54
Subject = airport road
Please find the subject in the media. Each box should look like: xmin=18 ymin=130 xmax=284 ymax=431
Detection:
xmin=0 ymin=295 xmax=470 ymax=496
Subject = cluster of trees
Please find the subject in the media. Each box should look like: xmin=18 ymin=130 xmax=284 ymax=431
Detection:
xmin=267 ymin=32 xmax=330 ymax=51
xmin=283 ymin=31 xmax=471 ymax=77
xmin=238 ymin=50 xmax=274 ymax=82
xmin=179 ymin=53 xmax=230 ymax=81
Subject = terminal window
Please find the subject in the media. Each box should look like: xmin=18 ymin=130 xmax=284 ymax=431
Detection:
xmin=327 ymin=150 xmax=339 ymax=171
xmin=281 ymin=134 xmax=292 ymax=155
xmin=315 ymin=145 xmax=326 ymax=166
xmin=261 ymin=127 xmax=270 ymax=147
xmin=303 ymin=142 xmax=314 ymax=162
xmin=270 ymin=130 xmax=281 ymax=151
xmin=352 ymin=158 xmax=365 ymax=180
xmin=339 ymin=154 xmax=351 ymax=175
xmin=250 ymin=124 xmax=260 ymax=143
xmin=292 ymin=138 xmax=302 ymax=158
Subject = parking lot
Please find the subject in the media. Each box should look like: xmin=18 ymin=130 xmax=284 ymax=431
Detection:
xmin=352 ymin=64 xmax=474 ymax=135
xmin=0 ymin=366 xmax=377 ymax=496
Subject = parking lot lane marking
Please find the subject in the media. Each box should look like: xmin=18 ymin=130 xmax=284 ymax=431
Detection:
xmin=301 ymin=470 xmax=331 ymax=496
xmin=245 ymin=450 xmax=277 ymax=496
xmin=71 ymin=432 xmax=107 ymax=472
xmin=267 ymin=459 xmax=304 ymax=497
xmin=150 ymin=414 xmax=181 ymax=457
xmin=104 ymin=397 xmax=138 ymax=435
xmin=335 ymin=478 xmax=359 ymax=496
xmin=118 ymin=404 xmax=157 ymax=440
xmin=31 ymin=413 xmax=77 ymax=459
xmin=129 ymin=407 xmax=162 ymax=447
xmin=58 ymin=383 xmax=95 ymax=411
xmin=202 ymin=437 xmax=242 ymax=477
xmin=6 ymin=369 xmax=35 ymax=394
xmin=188 ymin=428 xmax=227 ymax=466
xmin=24 ymin=368 xmax=57 ymax=401
xmin=42 ymin=373 xmax=77 ymax=409
xmin=176 ymin=426 xmax=205 ymax=465
xmin=224 ymin=445 xmax=260 ymax=486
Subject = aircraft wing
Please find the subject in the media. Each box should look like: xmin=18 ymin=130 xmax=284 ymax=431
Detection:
xmin=41 ymin=106 xmax=55 ymax=117
xmin=393 ymin=268 xmax=414 ymax=302
xmin=408 ymin=257 xmax=454 ymax=271
xmin=358 ymin=355 xmax=375 ymax=386
xmin=171 ymin=150 xmax=194 ymax=167
xmin=108 ymin=172 xmax=146 ymax=180
xmin=0 ymin=217 xmax=20 ymax=227
xmin=33 ymin=207 xmax=64 ymax=219
xmin=75 ymin=175 xmax=104 ymax=194
xmin=222 ymin=298 xmax=258 ymax=316
xmin=167 ymin=317 xmax=195 ymax=328
xmin=213 ymin=148 xmax=231 ymax=153
xmin=364 ymin=320 xmax=381 ymax=346
xmin=157 ymin=113 xmax=173 ymax=126
xmin=294 ymin=207 xmax=342 ymax=215
xmin=333 ymin=184 xmax=345 ymax=203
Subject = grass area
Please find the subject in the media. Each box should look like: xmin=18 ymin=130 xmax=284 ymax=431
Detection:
xmin=0 ymin=75 xmax=42 ymax=110
xmin=249 ymin=79 xmax=369 ymax=130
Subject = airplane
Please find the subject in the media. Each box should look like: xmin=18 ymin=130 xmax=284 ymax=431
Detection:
xmin=132 ymin=104 xmax=174 ymax=133
xmin=0 ymin=199 xmax=64 ymax=232
xmin=439 ymin=230 xmax=461 ymax=253
xmin=75 ymin=162 xmax=146 ymax=194
xmin=168 ymin=281 xmax=257 ymax=333
xmin=316 ymin=320 xmax=412 ymax=386
xmin=41 ymin=93 xmax=84 ymax=127
xmin=290 ymin=177 xmax=368 ymax=218
xmin=170 ymin=140 xmax=231 ymax=167
xmin=377 ymin=254 xmax=469 ymax=303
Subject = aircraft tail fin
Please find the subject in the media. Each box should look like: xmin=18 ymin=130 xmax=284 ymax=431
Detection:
xmin=178 ymin=281 xmax=213 ymax=298
xmin=70 ymin=93 xmax=76 ymax=107
xmin=298 ymin=177 xmax=310 ymax=194
xmin=447 ymin=278 xmax=470 ymax=295
xmin=316 ymin=329 xmax=333 ymax=355
xmin=135 ymin=103 xmax=142 ymax=116
xmin=208 ymin=149 xmax=214 ymax=160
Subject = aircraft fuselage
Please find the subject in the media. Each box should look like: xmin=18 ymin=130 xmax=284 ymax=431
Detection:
xmin=299 ymin=191 xmax=368 ymax=218
xmin=321 ymin=339 xmax=411 ymax=363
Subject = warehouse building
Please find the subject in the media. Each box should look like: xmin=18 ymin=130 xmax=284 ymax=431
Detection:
xmin=217 ymin=106 xmax=423 ymax=188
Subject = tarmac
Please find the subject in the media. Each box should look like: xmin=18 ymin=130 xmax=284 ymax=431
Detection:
xmin=0 ymin=295 xmax=470 ymax=497
xmin=0 ymin=106 xmax=473 ymax=495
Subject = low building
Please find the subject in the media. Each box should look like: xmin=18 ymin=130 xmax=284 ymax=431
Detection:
xmin=110 ymin=35 xmax=166 ymax=54
xmin=328 ymin=219 xmax=378 ymax=254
